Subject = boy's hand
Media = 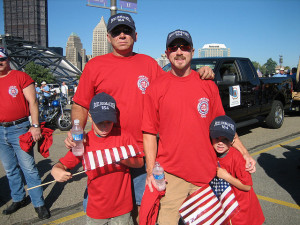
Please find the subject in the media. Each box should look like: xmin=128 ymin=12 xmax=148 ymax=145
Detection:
xmin=51 ymin=167 xmax=72 ymax=182
xmin=217 ymin=167 xmax=230 ymax=180
xmin=64 ymin=130 xmax=86 ymax=149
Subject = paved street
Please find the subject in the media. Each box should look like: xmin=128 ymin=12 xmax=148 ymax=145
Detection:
xmin=0 ymin=113 xmax=299 ymax=225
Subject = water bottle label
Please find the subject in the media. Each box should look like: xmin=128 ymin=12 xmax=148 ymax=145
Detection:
xmin=72 ymin=133 xmax=83 ymax=141
xmin=153 ymin=174 xmax=164 ymax=180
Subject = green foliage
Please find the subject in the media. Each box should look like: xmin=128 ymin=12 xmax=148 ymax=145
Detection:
xmin=263 ymin=58 xmax=277 ymax=75
xmin=252 ymin=61 xmax=267 ymax=76
xmin=24 ymin=62 xmax=56 ymax=85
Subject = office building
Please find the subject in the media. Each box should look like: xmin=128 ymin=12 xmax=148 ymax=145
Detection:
xmin=198 ymin=44 xmax=230 ymax=57
xmin=66 ymin=33 xmax=86 ymax=71
xmin=92 ymin=16 xmax=112 ymax=58
xmin=156 ymin=54 xmax=169 ymax=68
xmin=3 ymin=0 xmax=48 ymax=47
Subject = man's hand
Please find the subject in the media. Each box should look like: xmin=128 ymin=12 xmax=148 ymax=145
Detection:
xmin=243 ymin=153 xmax=256 ymax=173
xmin=29 ymin=127 xmax=42 ymax=142
xmin=197 ymin=66 xmax=215 ymax=80
xmin=146 ymin=173 xmax=158 ymax=192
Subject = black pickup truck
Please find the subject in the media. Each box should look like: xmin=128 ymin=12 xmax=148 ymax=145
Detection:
xmin=163 ymin=57 xmax=293 ymax=129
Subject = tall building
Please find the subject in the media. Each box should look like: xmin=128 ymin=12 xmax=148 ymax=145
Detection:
xmin=198 ymin=44 xmax=230 ymax=58
xmin=66 ymin=33 xmax=87 ymax=71
xmin=92 ymin=16 xmax=112 ymax=58
xmin=3 ymin=0 xmax=48 ymax=47
xmin=156 ymin=54 xmax=169 ymax=68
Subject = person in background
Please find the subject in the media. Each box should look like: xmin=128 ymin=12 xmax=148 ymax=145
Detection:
xmin=210 ymin=115 xmax=265 ymax=225
xmin=273 ymin=68 xmax=287 ymax=77
xmin=41 ymin=81 xmax=51 ymax=98
xmin=35 ymin=82 xmax=41 ymax=100
xmin=0 ymin=47 xmax=50 ymax=219
xmin=61 ymin=81 xmax=68 ymax=99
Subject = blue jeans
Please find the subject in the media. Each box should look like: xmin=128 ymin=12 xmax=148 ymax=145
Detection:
xmin=0 ymin=120 xmax=45 ymax=207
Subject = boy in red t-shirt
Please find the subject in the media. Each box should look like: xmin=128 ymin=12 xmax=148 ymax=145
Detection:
xmin=51 ymin=93 xmax=143 ymax=224
xmin=209 ymin=115 xmax=265 ymax=225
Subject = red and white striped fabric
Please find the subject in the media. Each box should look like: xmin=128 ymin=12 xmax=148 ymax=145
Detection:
xmin=83 ymin=144 xmax=141 ymax=171
xmin=179 ymin=183 xmax=239 ymax=225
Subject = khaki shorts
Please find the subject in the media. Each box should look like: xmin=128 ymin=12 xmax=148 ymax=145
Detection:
xmin=86 ymin=212 xmax=133 ymax=225
xmin=158 ymin=172 xmax=201 ymax=225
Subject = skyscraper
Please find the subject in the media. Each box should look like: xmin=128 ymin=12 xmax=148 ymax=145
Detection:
xmin=3 ymin=0 xmax=48 ymax=47
xmin=198 ymin=44 xmax=230 ymax=58
xmin=92 ymin=16 xmax=112 ymax=58
xmin=66 ymin=33 xmax=86 ymax=71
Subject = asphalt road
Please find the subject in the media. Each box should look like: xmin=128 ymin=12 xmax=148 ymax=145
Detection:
xmin=0 ymin=112 xmax=299 ymax=225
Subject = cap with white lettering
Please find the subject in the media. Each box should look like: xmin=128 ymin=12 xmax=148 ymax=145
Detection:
xmin=209 ymin=115 xmax=236 ymax=142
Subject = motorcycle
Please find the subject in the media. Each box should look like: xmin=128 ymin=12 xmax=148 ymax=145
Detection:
xmin=38 ymin=92 xmax=72 ymax=131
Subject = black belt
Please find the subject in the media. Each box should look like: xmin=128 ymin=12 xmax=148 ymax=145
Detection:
xmin=0 ymin=117 xmax=28 ymax=127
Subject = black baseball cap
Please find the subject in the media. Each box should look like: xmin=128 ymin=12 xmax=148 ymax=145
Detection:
xmin=107 ymin=13 xmax=136 ymax=32
xmin=209 ymin=115 xmax=236 ymax=142
xmin=89 ymin=93 xmax=117 ymax=124
xmin=166 ymin=29 xmax=193 ymax=49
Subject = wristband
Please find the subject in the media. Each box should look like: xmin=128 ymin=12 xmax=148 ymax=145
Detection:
xmin=31 ymin=124 xmax=40 ymax=128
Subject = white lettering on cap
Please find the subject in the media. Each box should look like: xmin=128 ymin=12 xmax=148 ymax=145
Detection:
xmin=214 ymin=121 xmax=235 ymax=131
xmin=93 ymin=101 xmax=116 ymax=109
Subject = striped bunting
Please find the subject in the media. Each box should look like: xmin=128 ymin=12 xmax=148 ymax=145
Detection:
xmin=179 ymin=181 xmax=239 ymax=225
xmin=83 ymin=144 xmax=140 ymax=171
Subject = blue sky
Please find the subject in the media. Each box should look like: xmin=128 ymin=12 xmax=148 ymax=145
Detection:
xmin=1 ymin=0 xmax=300 ymax=67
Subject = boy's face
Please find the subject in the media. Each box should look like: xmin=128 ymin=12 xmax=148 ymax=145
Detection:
xmin=93 ymin=121 xmax=114 ymax=137
xmin=212 ymin=136 xmax=231 ymax=154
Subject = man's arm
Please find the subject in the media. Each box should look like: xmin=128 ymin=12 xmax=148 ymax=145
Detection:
xmin=232 ymin=133 xmax=256 ymax=173
xmin=23 ymin=83 xmax=41 ymax=142
xmin=143 ymin=132 xmax=158 ymax=192
xmin=197 ymin=66 xmax=215 ymax=80
xmin=64 ymin=103 xmax=88 ymax=149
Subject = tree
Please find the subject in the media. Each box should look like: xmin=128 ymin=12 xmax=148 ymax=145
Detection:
xmin=24 ymin=62 xmax=56 ymax=85
xmin=263 ymin=58 xmax=277 ymax=75
xmin=252 ymin=61 xmax=267 ymax=76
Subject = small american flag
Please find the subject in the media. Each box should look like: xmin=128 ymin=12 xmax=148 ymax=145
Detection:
xmin=82 ymin=144 xmax=141 ymax=171
xmin=179 ymin=178 xmax=239 ymax=225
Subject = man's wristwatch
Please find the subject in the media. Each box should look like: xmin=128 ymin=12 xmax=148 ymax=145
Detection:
xmin=31 ymin=124 xmax=40 ymax=128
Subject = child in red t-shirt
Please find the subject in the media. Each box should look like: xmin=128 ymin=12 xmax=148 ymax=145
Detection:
xmin=209 ymin=115 xmax=265 ymax=225
xmin=51 ymin=93 xmax=143 ymax=224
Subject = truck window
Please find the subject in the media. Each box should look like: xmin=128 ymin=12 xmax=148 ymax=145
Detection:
xmin=219 ymin=62 xmax=238 ymax=79
xmin=239 ymin=60 xmax=256 ymax=80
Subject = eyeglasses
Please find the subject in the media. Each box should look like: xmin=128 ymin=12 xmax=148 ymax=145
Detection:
xmin=0 ymin=57 xmax=7 ymax=62
xmin=167 ymin=44 xmax=192 ymax=53
xmin=110 ymin=27 xmax=133 ymax=38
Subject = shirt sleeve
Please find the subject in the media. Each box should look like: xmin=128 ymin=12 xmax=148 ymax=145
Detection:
xmin=233 ymin=149 xmax=253 ymax=186
xmin=59 ymin=150 xmax=81 ymax=170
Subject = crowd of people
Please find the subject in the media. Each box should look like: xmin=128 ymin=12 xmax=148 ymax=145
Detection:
xmin=0 ymin=13 xmax=264 ymax=224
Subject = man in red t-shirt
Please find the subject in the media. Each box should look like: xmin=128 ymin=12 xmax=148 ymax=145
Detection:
xmin=0 ymin=47 xmax=50 ymax=219
xmin=142 ymin=30 xmax=255 ymax=225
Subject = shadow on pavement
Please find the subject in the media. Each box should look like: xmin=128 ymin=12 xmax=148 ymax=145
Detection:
xmin=257 ymin=144 xmax=300 ymax=205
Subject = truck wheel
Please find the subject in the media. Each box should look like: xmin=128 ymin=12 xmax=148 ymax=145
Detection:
xmin=56 ymin=109 xmax=72 ymax=131
xmin=265 ymin=100 xmax=284 ymax=129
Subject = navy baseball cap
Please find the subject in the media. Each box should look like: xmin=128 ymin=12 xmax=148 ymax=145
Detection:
xmin=107 ymin=13 xmax=136 ymax=32
xmin=209 ymin=115 xmax=236 ymax=142
xmin=166 ymin=29 xmax=193 ymax=48
xmin=89 ymin=93 xmax=117 ymax=124
xmin=0 ymin=47 xmax=8 ymax=59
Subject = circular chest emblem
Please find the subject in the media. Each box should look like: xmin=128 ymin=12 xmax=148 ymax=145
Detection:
xmin=9 ymin=86 xmax=19 ymax=98
xmin=197 ymin=98 xmax=209 ymax=118
xmin=137 ymin=75 xmax=149 ymax=94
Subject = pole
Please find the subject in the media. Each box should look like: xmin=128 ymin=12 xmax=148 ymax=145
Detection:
xmin=296 ymin=56 xmax=300 ymax=83
xmin=111 ymin=0 xmax=117 ymax=16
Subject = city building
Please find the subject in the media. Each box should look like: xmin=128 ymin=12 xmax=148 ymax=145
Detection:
xmin=66 ymin=33 xmax=87 ymax=71
xmin=3 ymin=0 xmax=48 ymax=47
xmin=92 ymin=16 xmax=112 ymax=58
xmin=156 ymin=54 xmax=169 ymax=68
xmin=198 ymin=43 xmax=230 ymax=58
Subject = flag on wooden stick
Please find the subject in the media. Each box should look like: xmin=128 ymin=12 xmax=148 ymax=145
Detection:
xmin=83 ymin=144 xmax=141 ymax=171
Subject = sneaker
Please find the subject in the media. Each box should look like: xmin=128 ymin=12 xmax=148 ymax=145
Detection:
xmin=2 ymin=198 xmax=27 ymax=215
xmin=34 ymin=205 xmax=50 ymax=220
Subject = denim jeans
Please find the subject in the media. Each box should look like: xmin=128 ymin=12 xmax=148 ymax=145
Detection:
xmin=0 ymin=120 xmax=45 ymax=207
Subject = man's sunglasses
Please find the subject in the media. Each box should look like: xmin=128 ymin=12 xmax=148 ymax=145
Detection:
xmin=167 ymin=44 xmax=192 ymax=53
xmin=110 ymin=27 xmax=133 ymax=38
xmin=0 ymin=57 xmax=7 ymax=62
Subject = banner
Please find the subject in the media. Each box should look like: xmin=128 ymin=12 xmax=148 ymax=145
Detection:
xmin=120 ymin=0 xmax=137 ymax=10
xmin=88 ymin=0 xmax=108 ymax=6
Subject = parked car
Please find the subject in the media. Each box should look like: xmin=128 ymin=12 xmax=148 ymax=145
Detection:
xmin=163 ymin=57 xmax=293 ymax=129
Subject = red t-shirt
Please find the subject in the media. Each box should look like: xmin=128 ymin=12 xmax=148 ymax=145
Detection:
xmin=59 ymin=127 xmax=138 ymax=219
xmin=142 ymin=70 xmax=225 ymax=186
xmin=218 ymin=147 xmax=265 ymax=225
xmin=0 ymin=70 xmax=34 ymax=122
xmin=73 ymin=53 xmax=162 ymax=151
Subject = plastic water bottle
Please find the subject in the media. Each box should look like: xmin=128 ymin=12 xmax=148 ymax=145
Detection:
xmin=153 ymin=162 xmax=166 ymax=191
xmin=71 ymin=119 xmax=84 ymax=156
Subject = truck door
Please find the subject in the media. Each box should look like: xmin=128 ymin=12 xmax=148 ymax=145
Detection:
xmin=237 ymin=59 xmax=261 ymax=117
xmin=216 ymin=60 xmax=248 ymax=122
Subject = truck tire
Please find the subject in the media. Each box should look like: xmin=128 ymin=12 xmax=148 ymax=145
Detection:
xmin=265 ymin=100 xmax=284 ymax=129
xmin=56 ymin=109 xmax=72 ymax=131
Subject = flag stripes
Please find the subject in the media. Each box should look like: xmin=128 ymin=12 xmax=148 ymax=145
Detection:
xmin=83 ymin=145 xmax=140 ymax=171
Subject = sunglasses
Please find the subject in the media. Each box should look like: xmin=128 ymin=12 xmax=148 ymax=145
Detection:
xmin=0 ymin=57 xmax=7 ymax=62
xmin=167 ymin=44 xmax=192 ymax=53
xmin=110 ymin=27 xmax=133 ymax=38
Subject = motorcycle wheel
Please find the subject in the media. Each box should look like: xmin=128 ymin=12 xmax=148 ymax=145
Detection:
xmin=56 ymin=109 xmax=72 ymax=131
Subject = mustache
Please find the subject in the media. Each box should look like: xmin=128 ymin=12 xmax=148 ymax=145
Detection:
xmin=174 ymin=55 xmax=186 ymax=60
